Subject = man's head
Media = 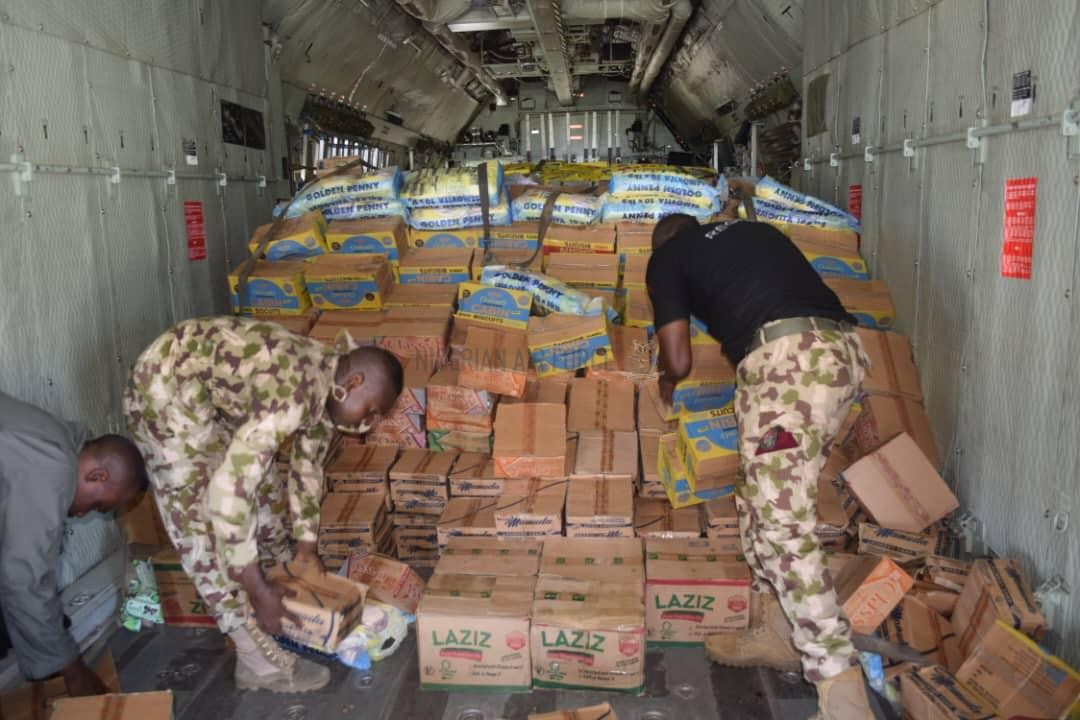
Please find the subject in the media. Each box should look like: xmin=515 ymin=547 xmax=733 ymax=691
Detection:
xmin=651 ymin=213 xmax=699 ymax=250
xmin=326 ymin=346 xmax=405 ymax=433
xmin=71 ymin=435 xmax=149 ymax=517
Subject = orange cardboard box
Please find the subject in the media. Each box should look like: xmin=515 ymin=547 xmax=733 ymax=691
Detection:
xmin=377 ymin=306 xmax=452 ymax=368
xmin=50 ymin=691 xmax=174 ymax=720
xmin=504 ymin=372 xmax=571 ymax=404
xmin=567 ymin=377 xmax=636 ymax=432
xmin=834 ymin=553 xmax=914 ymax=634
xmin=492 ymin=403 xmax=567 ymax=478
xmin=529 ymin=703 xmax=616 ymax=720
xmin=342 ymin=550 xmax=425 ymax=614
xmin=459 ymin=326 xmax=531 ymax=397
xmin=427 ymin=367 xmax=498 ymax=432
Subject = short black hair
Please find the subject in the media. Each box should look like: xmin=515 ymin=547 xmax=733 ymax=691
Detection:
xmin=85 ymin=434 xmax=149 ymax=492
xmin=652 ymin=213 xmax=699 ymax=250
xmin=340 ymin=346 xmax=404 ymax=400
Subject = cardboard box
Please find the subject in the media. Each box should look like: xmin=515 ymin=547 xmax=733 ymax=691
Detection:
xmin=384 ymin=282 xmax=458 ymax=309
xmin=922 ymin=555 xmax=971 ymax=593
xmin=492 ymin=403 xmax=567 ymax=478
xmin=0 ymin=653 xmax=119 ymax=720
xmin=857 ymin=328 xmax=922 ymax=401
xmin=852 ymin=394 xmax=941 ymax=468
xmin=686 ymin=315 xmax=717 ymax=346
xmin=956 ymin=620 xmax=1080 ymax=719
xmin=51 ymin=691 xmax=174 ymax=720
xmin=418 ymin=573 xmax=536 ymax=691
xmin=620 ymin=254 xmax=649 ymax=290
xmin=880 ymin=596 xmax=963 ymax=673
xmin=408 ymin=227 xmax=482 ymax=249
xmin=621 ymin=287 xmax=654 ymax=328
xmin=794 ymin=237 xmax=870 ymax=280
xmin=677 ymin=405 xmax=740 ymax=484
xmin=824 ymin=277 xmax=895 ymax=330
xmin=531 ymin=577 xmax=645 ymax=693
xmin=543 ymin=223 xmax=617 ymax=253
xmin=152 ymin=549 xmax=214 ymax=627
xmin=489 ymin=221 xmax=542 ymax=252
xmin=545 ymin=252 xmax=620 ymax=289
xmin=639 ymin=430 xmax=662 ymax=485
xmin=263 ymin=308 xmax=320 ymax=337
xmin=528 ymin=313 xmax=612 ymax=376
xmin=249 ymin=211 xmax=328 ymax=260
xmin=539 ymin=537 xmax=644 ymax=585
xmin=387 ymin=360 xmax=433 ymax=417
xmin=459 ymin=326 xmax=531 ymax=397
xmin=634 ymin=498 xmax=701 ymax=539
xmin=783 ymin=223 xmax=860 ymax=253
xmin=427 ymin=367 xmax=498 ymax=432
xmin=370 ymin=412 xmax=426 ymax=449
xmin=436 ymin=536 xmax=542 ymax=576
xmin=951 ymin=559 xmax=1047 ymax=658
xmin=342 ymin=550 xmax=425 ymax=614
xmin=504 ymin=373 xmax=571 ymax=404
xmin=377 ymin=306 xmax=452 ymax=367
xmin=856 ymin=523 xmax=937 ymax=563
xmin=325 ymin=216 xmax=408 ymax=261
xmin=645 ymin=539 xmax=751 ymax=643
xmin=529 ymin=703 xmax=616 ymax=720
xmin=815 ymin=478 xmax=851 ymax=550
xmin=229 ymin=261 xmax=311 ymax=316
xmin=398 ymin=247 xmax=473 ymax=284
xmin=308 ymin=309 xmax=383 ymax=348
xmin=318 ymin=491 xmax=390 ymax=559
xmin=899 ymin=666 xmax=999 ymax=720
xmin=833 ymin=553 xmax=914 ymax=634
xmin=117 ymin=491 xmax=171 ymax=547
xmin=638 ymin=383 xmax=677 ymax=434
xmin=669 ymin=345 xmax=737 ymax=418
xmin=393 ymin=513 xmax=440 ymax=564
xmin=615 ymin=222 xmax=654 ymax=259
xmin=303 ymin=253 xmax=393 ymax=311
xmin=455 ymin=282 xmax=533 ymax=330
xmin=565 ymin=477 xmax=634 ymax=538
xmin=586 ymin=325 xmax=649 ymax=380
xmin=448 ymin=452 xmax=506 ymax=497
xmin=572 ymin=430 xmax=639 ymax=483
xmin=702 ymin=495 xmax=740 ymax=538
xmin=428 ymin=428 xmax=493 ymax=454
xmin=659 ymin=432 xmax=736 ymax=509
xmin=388 ymin=448 xmax=458 ymax=509
xmin=266 ymin=563 xmax=368 ymax=652
xmin=841 ymin=433 xmax=958 ymax=532
xmin=567 ymin=378 xmax=636 ymax=432
xmin=437 ymin=497 xmax=498 ymax=549
xmin=495 ymin=480 xmax=568 ymax=537
xmin=909 ymin=581 xmax=961 ymax=618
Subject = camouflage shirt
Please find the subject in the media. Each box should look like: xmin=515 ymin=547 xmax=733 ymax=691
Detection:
xmin=127 ymin=316 xmax=338 ymax=570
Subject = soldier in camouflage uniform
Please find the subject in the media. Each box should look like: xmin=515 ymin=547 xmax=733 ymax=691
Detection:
xmin=647 ymin=215 xmax=874 ymax=719
xmin=124 ymin=316 xmax=403 ymax=693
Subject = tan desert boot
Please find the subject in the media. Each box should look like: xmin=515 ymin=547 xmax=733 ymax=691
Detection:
xmin=705 ymin=591 xmax=801 ymax=672
xmin=232 ymin=622 xmax=332 ymax=693
xmin=810 ymin=666 xmax=874 ymax=719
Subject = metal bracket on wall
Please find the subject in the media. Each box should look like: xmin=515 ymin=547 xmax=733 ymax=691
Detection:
xmin=9 ymin=154 xmax=32 ymax=198
xmin=256 ymin=175 xmax=267 ymax=197
xmin=966 ymin=126 xmax=987 ymax=164
xmin=1063 ymin=106 xmax=1079 ymax=159
xmin=829 ymin=152 xmax=840 ymax=168
xmin=216 ymin=171 xmax=228 ymax=194
xmin=902 ymin=139 xmax=916 ymax=159
xmin=802 ymin=157 xmax=813 ymax=173
xmin=166 ymin=170 xmax=177 ymax=186
xmin=108 ymin=167 xmax=121 ymax=185
xmin=864 ymin=146 xmax=875 ymax=164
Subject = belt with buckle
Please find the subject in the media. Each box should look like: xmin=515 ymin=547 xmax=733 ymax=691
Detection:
xmin=746 ymin=316 xmax=853 ymax=355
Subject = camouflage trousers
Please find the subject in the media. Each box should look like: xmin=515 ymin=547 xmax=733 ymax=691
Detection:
xmin=123 ymin=383 xmax=292 ymax=635
xmin=733 ymin=328 xmax=868 ymax=682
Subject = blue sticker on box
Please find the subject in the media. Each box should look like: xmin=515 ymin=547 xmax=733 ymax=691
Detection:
xmin=808 ymin=256 xmax=870 ymax=280
xmin=306 ymin=279 xmax=382 ymax=310
xmin=334 ymin=234 xmax=401 ymax=261
xmin=458 ymin=286 xmax=532 ymax=327
xmin=231 ymin=279 xmax=304 ymax=312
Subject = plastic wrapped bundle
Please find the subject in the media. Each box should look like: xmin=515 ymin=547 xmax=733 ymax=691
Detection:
xmin=322 ymin=199 xmax=409 ymax=222
xmin=408 ymin=192 xmax=512 ymax=230
xmin=601 ymin=195 xmax=717 ymax=223
xmin=286 ymin=166 xmax=402 ymax=217
xmin=537 ymin=161 xmax=612 ymax=184
xmin=511 ymin=189 xmax=603 ymax=225
xmin=609 ymin=166 xmax=726 ymax=207
xmin=400 ymin=163 xmax=503 ymax=208
xmin=480 ymin=266 xmax=616 ymax=320
xmin=755 ymin=175 xmax=860 ymax=230
xmin=741 ymin=197 xmax=858 ymax=232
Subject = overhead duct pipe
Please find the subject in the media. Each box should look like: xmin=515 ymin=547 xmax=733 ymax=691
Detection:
xmin=526 ymin=0 xmax=574 ymax=106
xmin=633 ymin=0 xmax=692 ymax=98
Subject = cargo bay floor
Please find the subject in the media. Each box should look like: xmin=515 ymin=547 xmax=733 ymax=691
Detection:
xmin=106 ymin=625 xmax=898 ymax=719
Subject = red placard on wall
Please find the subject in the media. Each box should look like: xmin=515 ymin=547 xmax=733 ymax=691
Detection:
xmin=847 ymin=184 xmax=863 ymax=222
xmin=184 ymin=201 xmax=207 ymax=261
xmin=1000 ymin=177 xmax=1037 ymax=280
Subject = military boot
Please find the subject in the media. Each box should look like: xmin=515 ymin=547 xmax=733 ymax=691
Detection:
xmin=705 ymin=591 xmax=801 ymax=673
xmin=232 ymin=622 xmax=331 ymax=693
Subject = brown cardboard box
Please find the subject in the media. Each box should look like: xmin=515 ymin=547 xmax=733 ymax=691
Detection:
xmin=909 ymin=580 xmax=960 ymax=617
xmin=0 ymin=653 xmax=119 ymax=720
xmin=951 ymin=559 xmax=1047 ymax=658
xmin=326 ymin=444 xmax=398 ymax=493
xmin=823 ymin=277 xmax=896 ymax=331
xmin=392 ymin=512 xmax=440 ymax=566
xmin=377 ymin=306 xmax=452 ymax=368
xmin=851 ymin=394 xmax=941 ymax=468
xmin=587 ymin=325 xmax=649 ymax=380
xmin=645 ymin=539 xmax=751 ymax=642
xmin=572 ymin=430 xmax=639 ymax=483
xmin=857 ymin=328 xmax=923 ymax=401
xmin=266 ymin=563 xmax=368 ymax=652
xmin=436 ymin=536 xmax=543 ymax=576
xmin=118 ymin=491 xmax=171 ymax=547
xmin=634 ymin=497 xmax=701 ymax=539
xmin=492 ymin=402 xmax=567 ymax=478
xmin=459 ymin=325 xmax=531 ymax=397
xmin=785 ymin=224 xmax=860 ymax=252
xmin=319 ymin=491 xmax=390 ymax=554
xmin=397 ymin=247 xmax=473 ymax=284
xmin=857 ymin=522 xmax=937 ymax=563
xmin=622 ymin=287 xmax=654 ymax=328
xmin=448 ymin=452 xmax=506 ymax=497
xmin=702 ymin=495 xmax=740 ymax=538
xmin=825 ymin=552 xmax=859 ymax=580
xmin=323 ymin=216 xmax=408 ymax=257
xmin=834 ymin=553 xmax=914 ymax=634
xmin=342 ymin=550 xmax=425 ymax=614
xmin=842 ymin=433 xmax=957 ymax=533
xmin=615 ymin=222 xmax=654 ymax=256
xmin=816 ymin=478 xmax=851 ymax=550
xmin=527 ymin=313 xmax=613 ymax=376
xmin=545 ymin=252 xmax=620 ymax=289
xmin=437 ymin=497 xmax=498 ymax=549
xmin=638 ymin=382 xmax=677 ymax=434
xmin=531 ymin=577 xmax=645 ymax=693
xmin=956 ymin=620 xmax=1080 ymax=719
xmin=384 ymin=282 xmax=458 ymax=309
xmin=309 ymin=309 xmax=384 ymax=348
xmin=922 ymin=555 xmax=971 ymax=593
xmin=418 ymin=573 xmax=536 ymax=691
xmin=621 ymin=254 xmax=649 ymax=290
xmin=495 ymin=480 xmax=568 ymax=538
xmin=899 ymin=666 xmax=999 ymax=720
xmin=427 ymin=367 xmax=498 ymax=432
xmin=880 ymin=596 xmax=963 ymax=673
xmin=540 ymin=537 xmax=644 ymax=585
xmin=565 ymin=477 xmax=634 ymax=538
xmin=529 ymin=703 xmax=617 ymax=720
xmin=638 ymin=431 xmax=664 ymax=496
xmin=567 ymin=377 xmax=636 ymax=432
xmin=388 ymin=448 xmax=458 ymax=515
xmin=504 ymin=372 xmax=571 ymax=404
xmin=51 ymin=691 xmax=174 ymax=720
xmin=543 ymin=223 xmax=617 ymax=253
xmin=152 ymin=549 xmax=214 ymax=627
xmin=264 ymin=308 xmax=319 ymax=336
xmin=304 ymin=253 xmax=393 ymax=311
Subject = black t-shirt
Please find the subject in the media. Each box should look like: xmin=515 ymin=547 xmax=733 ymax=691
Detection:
xmin=646 ymin=220 xmax=856 ymax=365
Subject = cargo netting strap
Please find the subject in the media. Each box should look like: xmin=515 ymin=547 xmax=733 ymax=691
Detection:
xmin=234 ymin=156 xmax=369 ymax=314
xmin=478 ymin=162 xmax=493 ymax=264
xmin=735 ymin=186 xmax=758 ymax=222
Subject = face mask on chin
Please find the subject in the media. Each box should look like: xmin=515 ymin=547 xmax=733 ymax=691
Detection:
xmin=330 ymin=383 xmax=374 ymax=435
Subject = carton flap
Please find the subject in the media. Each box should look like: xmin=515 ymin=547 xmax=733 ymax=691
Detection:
xmin=50 ymin=691 xmax=174 ymax=720
xmin=389 ymin=448 xmax=459 ymax=480
xmin=493 ymin=403 xmax=567 ymax=457
xmin=572 ymin=431 xmax=638 ymax=479
xmin=565 ymin=477 xmax=634 ymax=524
xmin=567 ymin=378 xmax=636 ymax=432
